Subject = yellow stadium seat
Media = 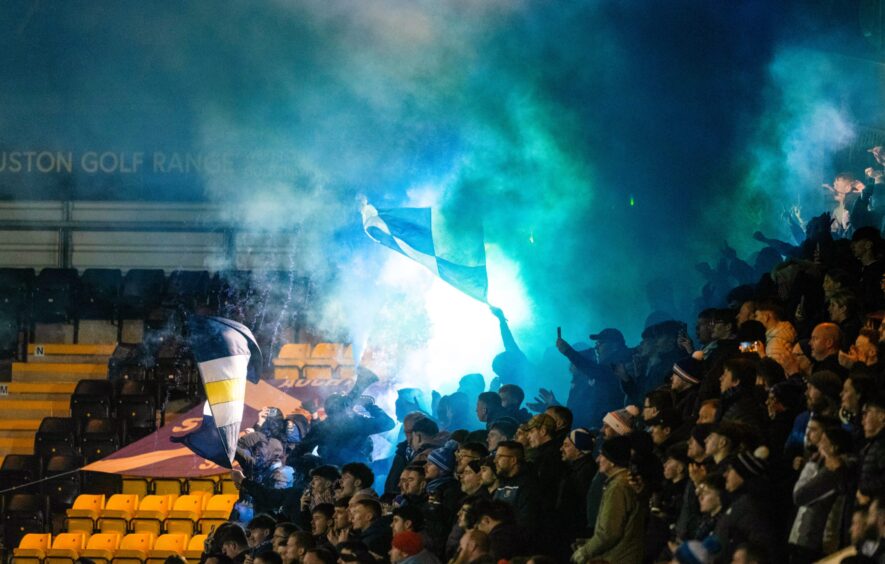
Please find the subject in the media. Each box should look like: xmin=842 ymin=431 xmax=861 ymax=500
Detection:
xmin=44 ymin=532 xmax=89 ymax=564
xmin=152 ymin=478 xmax=184 ymax=497
xmin=66 ymin=494 xmax=106 ymax=534
xmin=197 ymin=494 xmax=238 ymax=533
xmin=13 ymin=532 xmax=52 ymax=564
xmin=186 ymin=476 xmax=217 ymax=495
xmin=130 ymin=495 xmax=174 ymax=536
xmin=79 ymin=533 xmax=122 ymax=564
xmin=183 ymin=534 xmax=207 ymax=561
xmin=164 ymin=495 xmax=203 ymax=536
xmin=98 ymin=494 xmax=139 ymax=534
xmin=111 ymin=532 xmax=155 ymax=564
xmin=219 ymin=479 xmax=237 ymax=495
xmin=122 ymin=478 xmax=150 ymax=498
xmin=145 ymin=533 xmax=189 ymax=564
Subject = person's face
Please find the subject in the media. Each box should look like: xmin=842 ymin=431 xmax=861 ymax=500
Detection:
xmin=399 ymin=470 xmax=425 ymax=496
xmin=697 ymin=484 xmax=722 ymax=514
xmin=222 ymin=542 xmax=239 ymax=559
xmin=391 ymin=515 xmax=408 ymax=535
xmin=828 ymin=300 xmax=847 ymax=323
xmin=687 ymin=437 xmax=705 ymax=461
xmin=671 ymin=372 xmax=689 ymax=392
xmin=311 ymin=512 xmax=331 ymax=536
xmin=807 ymin=385 xmax=824 ymax=412
xmin=731 ymin=547 xmax=752 ymax=564
xmin=302 ymin=554 xmax=324 ymax=564
xmin=457 ymin=503 xmax=472 ymax=529
xmin=663 ymin=458 xmax=684 ymax=481
xmin=850 ymin=510 xmax=867 ymax=544
xmin=479 ymin=465 xmax=497 ymax=486
xmin=561 ymin=438 xmax=582 ymax=462
xmin=424 ymin=461 xmax=440 ymax=480
xmin=526 ymin=427 xmax=544 ymax=448
xmin=697 ymin=403 xmax=716 ymax=424
xmin=248 ymin=526 xmax=269 ymax=548
xmin=807 ymin=420 xmax=824 ymax=446
xmin=349 ymin=505 xmax=372 ymax=531
xmin=486 ymin=428 xmax=506 ymax=451
xmin=476 ymin=401 xmax=488 ymax=422
xmin=596 ymin=453 xmax=614 ymax=476
xmin=456 ymin=448 xmax=481 ymax=473
xmin=273 ymin=527 xmax=289 ymax=553
xmin=596 ymin=340 xmax=617 ymax=360
xmin=494 ymin=448 xmax=518 ymax=477
xmin=333 ymin=507 xmax=350 ymax=529
xmin=862 ymin=404 xmax=885 ymax=438
xmin=601 ymin=423 xmax=618 ymax=439
xmin=841 ymin=379 xmax=859 ymax=412
xmin=649 ymin=424 xmax=669 ymax=446
xmin=810 ymin=326 xmax=834 ymax=360
xmin=719 ymin=368 xmax=737 ymax=394
xmin=711 ymin=320 xmax=732 ymax=341
xmin=642 ymin=399 xmax=659 ymax=422
xmin=285 ymin=537 xmax=302 ymax=564
xmin=737 ymin=302 xmax=755 ymax=325
xmin=704 ymin=433 xmax=722 ymax=457
xmin=696 ymin=318 xmax=714 ymax=344
xmin=724 ymin=467 xmax=743 ymax=492
xmin=818 ymin=431 xmax=836 ymax=458
xmin=338 ymin=472 xmax=357 ymax=496
xmin=311 ymin=475 xmax=332 ymax=495
xmin=855 ymin=335 xmax=877 ymax=364
xmin=460 ymin=466 xmax=483 ymax=494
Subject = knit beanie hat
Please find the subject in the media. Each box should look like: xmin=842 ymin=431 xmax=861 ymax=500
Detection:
xmin=674 ymin=535 xmax=722 ymax=564
xmin=568 ymin=428 xmax=596 ymax=453
xmin=673 ymin=357 xmax=703 ymax=385
xmin=728 ymin=446 xmax=770 ymax=480
xmin=600 ymin=435 xmax=632 ymax=468
xmin=807 ymin=370 xmax=842 ymax=404
xmin=427 ymin=440 xmax=459 ymax=474
xmin=603 ymin=405 xmax=639 ymax=436
xmin=392 ymin=531 xmax=423 ymax=556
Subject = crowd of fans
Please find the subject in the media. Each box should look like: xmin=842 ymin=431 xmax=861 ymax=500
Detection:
xmin=204 ymin=159 xmax=885 ymax=564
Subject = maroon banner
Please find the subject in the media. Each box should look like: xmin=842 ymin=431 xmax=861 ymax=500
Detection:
xmin=82 ymin=378 xmax=351 ymax=477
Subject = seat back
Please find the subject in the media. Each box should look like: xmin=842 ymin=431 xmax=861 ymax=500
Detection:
xmin=119 ymin=532 xmax=155 ymax=552
xmin=0 ymin=454 xmax=39 ymax=491
xmin=84 ymin=532 xmax=121 ymax=551
xmin=104 ymin=494 xmax=139 ymax=514
xmin=151 ymin=533 xmax=187 ymax=553
xmin=16 ymin=532 xmax=52 ymax=551
xmin=70 ymin=494 xmax=106 ymax=514
xmin=203 ymin=494 xmax=238 ymax=514
xmin=51 ymin=532 xmax=88 ymax=551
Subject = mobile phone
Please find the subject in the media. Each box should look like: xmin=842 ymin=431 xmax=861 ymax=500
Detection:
xmin=739 ymin=341 xmax=757 ymax=353
xmin=557 ymin=326 xmax=562 ymax=339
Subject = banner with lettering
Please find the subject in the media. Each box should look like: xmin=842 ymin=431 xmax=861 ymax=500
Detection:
xmin=82 ymin=378 xmax=352 ymax=477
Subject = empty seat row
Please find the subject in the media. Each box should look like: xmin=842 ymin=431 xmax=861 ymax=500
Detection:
xmin=121 ymin=475 xmax=236 ymax=498
xmin=66 ymin=493 xmax=238 ymax=537
xmin=13 ymin=531 xmax=207 ymax=564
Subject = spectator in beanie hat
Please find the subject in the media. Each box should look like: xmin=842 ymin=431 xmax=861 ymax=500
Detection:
xmin=389 ymin=530 xmax=440 ymax=564
xmin=423 ymin=440 xmax=462 ymax=538
xmin=571 ymin=435 xmax=645 ymax=564
xmin=671 ymin=357 xmax=702 ymax=422
xmin=555 ymin=427 xmax=598 ymax=548
xmin=602 ymin=405 xmax=640 ymax=437
xmin=715 ymin=447 xmax=780 ymax=562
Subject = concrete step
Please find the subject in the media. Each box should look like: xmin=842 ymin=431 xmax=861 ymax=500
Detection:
xmin=0 ymin=419 xmax=42 ymax=442
xmin=0 ymin=399 xmax=70 ymax=419
xmin=26 ymin=343 xmax=115 ymax=364
xmin=0 ymin=436 xmax=35 ymax=456
xmin=12 ymin=362 xmax=107 ymax=382
xmin=0 ymin=382 xmax=78 ymax=400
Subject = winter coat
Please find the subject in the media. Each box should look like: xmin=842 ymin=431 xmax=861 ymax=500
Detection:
xmin=719 ymin=387 xmax=768 ymax=430
xmin=487 ymin=522 xmax=523 ymax=561
xmin=765 ymin=321 xmax=797 ymax=370
xmin=384 ymin=439 xmax=412 ymax=494
xmin=294 ymin=405 xmax=395 ymax=466
xmin=859 ymin=429 xmax=885 ymax=498
xmin=356 ymin=517 xmax=393 ymax=557
xmin=494 ymin=466 xmax=542 ymax=533
xmin=714 ymin=487 xmax=780 ymax=563
xmin=788 ymin=459 xmax=847 ymax=551
xmin=572 ymin=468 xmax=646 ymax=564
xmin=557 ymin=454 xmax=597 ymax=538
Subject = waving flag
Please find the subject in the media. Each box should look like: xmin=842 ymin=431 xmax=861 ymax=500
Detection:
xmin=176 ymin=316 xmax=262 ymax=468
xmin=362 ymin=202 xmax=489 ymax=303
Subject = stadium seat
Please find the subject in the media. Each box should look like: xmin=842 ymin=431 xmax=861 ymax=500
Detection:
xmin=78 ymin=532 xmax=122 ymax=564
xmin=164 ymin=494 xmax=203 ymax=536
xmin=71 ymin=380 xmax=115 ymax=431
xmin=34 ymin=417 xmax=78 ymax=465
xmin=117 ymin=393 xmax=157 ymax=444
xmin=119 ymin=269 xmax=165 ymax=319
xmin=219 ymin=478 xmax=238 ymax=495
xmin=97 ymin=494 xmax=139 ymax=535
xmin=130 ymin=495 xmax=175 ymax=536
xmin=183 ymin=534 xmax=207 ymax=561
xmin=111 ymin=532 xmax=156 ymax=564
xmin=32 ymin=268 xmax=80 ymax=323
xmin=0 ymin=268 xmax=31 ymax=354
xmin=44 ymin=532 xmax=89 ymax=564
xmin=0 ymin=454 xmax=40 ymax=492
xmin=163 ymin=270 xmax=210 ymax=308
xmin=2 ymin=494 xmax=47 ymax=557
xmin=145 ymin=533 xmax=188 ymax=564
xmin=12 ymin=532 xmax=52 ymax=564
xmin=81 ymin=418 xmax=121 ymax=463
xmin=152 ymin=478 xmax=184 ymax=497
xmin=197 ymin=494 xmax=238 ymax=533
xmin=186 ymin=476 xmax=217 ymax=495
xmin=66 ymin=494 xmax=106 ymax=534
xmin=122 ymin=477 xmax=150 ymax=498
xmin=272 ymin=343 xmax=311 ymax=379
xmin=42 ymin=454 xmax=83 ymax=511
xmin=77 ymin=269 xmax=122 ymax=320
xmin=82 ymin=471 xmax=122 ymax=495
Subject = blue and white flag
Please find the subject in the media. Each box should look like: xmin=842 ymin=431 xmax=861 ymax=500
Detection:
xmin=179 ymin=316 xmax=262 ymax=468
xmin=362 ymin=202 xmax=489 ymax=303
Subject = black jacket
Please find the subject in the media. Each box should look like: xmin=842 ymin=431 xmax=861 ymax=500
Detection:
xmin=719 ymin=387 xmax=768 ymax=430
xmin=859 ymin=429 xmax=885 ymax=498
xmin=294 ymin=405 xmax=395 ymax=466
xmin=494 ymin=466 xmax=542 ymax=533
xmin=356 ymin=517 xmax=393 ymax=557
